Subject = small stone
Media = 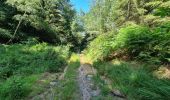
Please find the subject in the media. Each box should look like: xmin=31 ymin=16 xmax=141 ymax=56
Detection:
xmin=111 ymin=89 xmax=125 ymax=98
xmin=91 ymin=89 xmax=100 ymax=96
xmin=50 ymin=81 xmax=58 ymax=86
xmin=86 ymin=74 xmax=93 ymax=81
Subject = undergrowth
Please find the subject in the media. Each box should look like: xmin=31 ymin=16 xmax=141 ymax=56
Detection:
xmin=55 ymin=54 xmax=81 ymax=99
xmin=85 ymin=23 xmax=170 ymax=64
xmin=0 ymin=43 xmax=70 ymax=99
xmin=93 ymin=60 xmax=170 ymax=100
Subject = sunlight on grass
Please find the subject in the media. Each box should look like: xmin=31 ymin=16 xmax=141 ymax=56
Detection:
xmin=80 ymin=54 xmax=93 ymax=64
xmin=93 ymin=60 xmax=170 ymax=100
xmin=111 ymin=60 xmax=122 ymax=66
xmin=69 ymin=53 xmax=80 ymax=62
xmin=153 ymin=66 xmax=170 ymax=79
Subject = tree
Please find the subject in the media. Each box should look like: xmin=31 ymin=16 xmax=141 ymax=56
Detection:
xmin=83 ymin=0 xmax=170 ymax=34
xmin=110 ymin=0 xmax=170 ymax=27
xmin=0 ymin=0 xmax=76 ymax=44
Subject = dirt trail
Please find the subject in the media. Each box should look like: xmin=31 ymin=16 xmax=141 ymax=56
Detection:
xmin=78 ymin=54 xmax=100 ymax=100
xmin=78 ymin=54 xmax=126 ymax=100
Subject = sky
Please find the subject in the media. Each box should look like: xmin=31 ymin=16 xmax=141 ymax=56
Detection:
xmin=70 ymin=0 xmax=90 ymax=13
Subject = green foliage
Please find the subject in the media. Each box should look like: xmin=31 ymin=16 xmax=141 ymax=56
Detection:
xmin=114 ymin=25 xmax=151 ymax=55
xmin=93 ymin=60 xmax=170 ymax=100
xmin=0 ymin=0 xmax=76 ymax=44
xmin=0 ymin=43 xmax=70 ymax=78
xmin=0 ymin=0 xmax=16 ymax=28
xmin=0 ymin=76 xmax=31 ymax=100
xmin=82 ymin=0 xmax=115 ymax=33
xmin=115 ymin=24 xmax=170 ymax=63
xmin=84 ymin=2 xmax=170 ymax=99
xmin=85 ymin=23 xmax=170 ymax=64
xmin=55 ymin=54 xmax=81 ymax=99
xmin=83 ymin=0 xmax=170 ymax=34
xmin=0 ymin=28 xmax=12 ymax=39
xmin=154 ymin=1 xmax=170 ymax=17
xmin=85 ymin=32 xmax=116 ymax=61
xmin=0 ymin=43 xmax=70 ymax=99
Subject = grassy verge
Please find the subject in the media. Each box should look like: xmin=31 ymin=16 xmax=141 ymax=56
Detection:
xmin=92 ymin=74 xmax=113 ymax=100
xmin=93 ymin=60 xmax=170 ymax=100
xmin=0 ymin=43 xmax=70 ymax=99
xmin=55 ymin=54 xmax=81 ymax=100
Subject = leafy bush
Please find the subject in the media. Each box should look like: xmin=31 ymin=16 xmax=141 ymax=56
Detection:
xmin=85 ymin=23 xmax=170 ymax=64
xmin=150 ymin=23 xmax=170 ymax=63
xmin=114 ymin=25 xmax=152 ymax=56
xmin=0 ymin=43 xmax=70 ymax=99
xmin=0 ymin=43 xmax=70 ymax=77
xmin=84 ymin=32 xmax=116 ymax=61
xmin=0 ymin=76 xmax=31 ymax=100
xmin=115 ymin=24 xmax=170 ymax=64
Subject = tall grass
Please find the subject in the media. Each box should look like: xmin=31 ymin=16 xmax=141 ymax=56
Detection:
xmin=93 ymin=60 xmax=170 ymax=100
xmin=55 ymin=54 xmax=81 ymax=99
xmin=0 ymin=43 xmax=70 ymax=99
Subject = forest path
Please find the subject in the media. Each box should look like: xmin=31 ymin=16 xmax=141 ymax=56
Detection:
xmin=30 ymin=54 xmax=125 ymax=100
xmin=78 ymin=54 xmax=100 ymax=100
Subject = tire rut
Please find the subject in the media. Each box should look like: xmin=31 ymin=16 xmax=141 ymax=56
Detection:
xmin=78 ymin=64 xmax=100 ymax=100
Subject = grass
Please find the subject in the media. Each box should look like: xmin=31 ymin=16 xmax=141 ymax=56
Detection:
xmin=91 ymin=74 xmax=113 ymax=100
xmin=93 ymin=60 xmax=170 ymax=100
xmin=0 ymin=43 xmax=70 ymax=99
xmin=55 ymin=54 xmax=81 ymax=100
xmin=0 ymin=75 xmax=39 ymax=100
xmin=27 ymin=72 xmax=59 ymax=98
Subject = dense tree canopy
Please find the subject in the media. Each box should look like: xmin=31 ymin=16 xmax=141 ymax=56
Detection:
xmin=83 ymin=0 xmax=170 ymax=34
xmin=0 ymin=0 xmax=78 ymax=44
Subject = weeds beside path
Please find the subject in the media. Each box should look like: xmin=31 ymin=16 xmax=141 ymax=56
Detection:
xmin=79 ymin=55 xmax=126 ymax=100
xmin=54 ymin=54 xmax=81 ymax=100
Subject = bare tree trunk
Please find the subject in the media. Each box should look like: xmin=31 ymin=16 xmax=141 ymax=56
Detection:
xmin=126 ymin=0 xmax=131 ymax=20
xmin=7 ymin=11 xmax=26 ymax=44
